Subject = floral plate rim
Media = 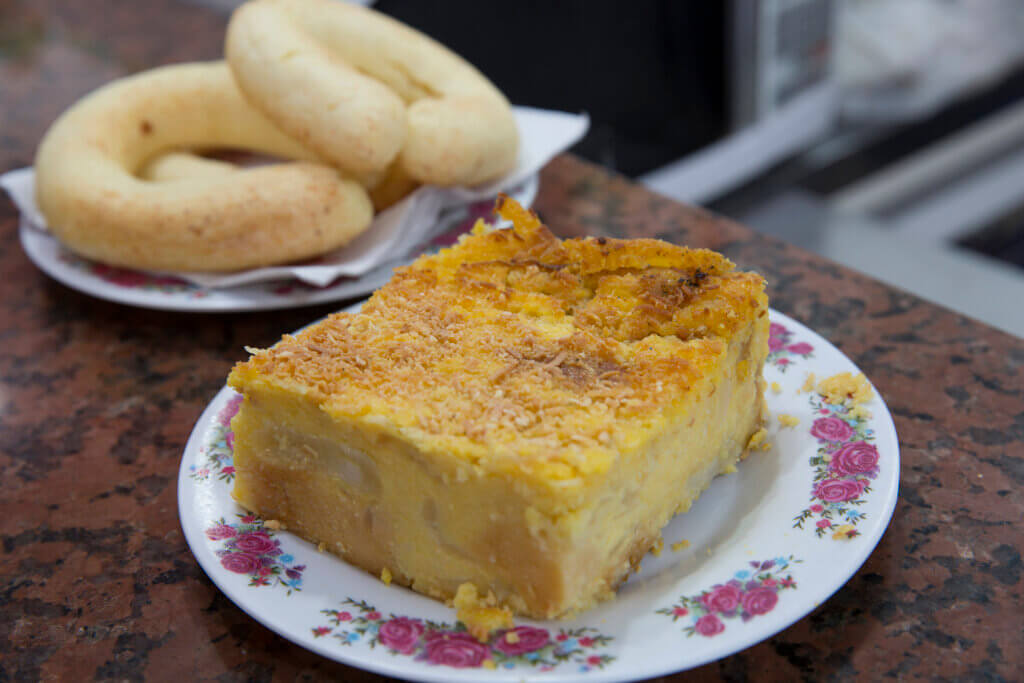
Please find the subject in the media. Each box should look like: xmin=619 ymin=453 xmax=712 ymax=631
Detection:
xmin=19 ymin=175 xmax=539 ymax=313
xmin=177 ymin=307 xmax=900 ymax=682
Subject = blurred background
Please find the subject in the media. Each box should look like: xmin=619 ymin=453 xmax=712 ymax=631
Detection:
xmin=13 ymin=0 xmax=1024 ymax=336
xmin=363 ymin=0 xmax=1024 ymax=338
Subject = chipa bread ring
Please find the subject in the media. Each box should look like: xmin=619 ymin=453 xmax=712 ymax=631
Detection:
xmin=34 ymin=61 xmax=373 ymax=272
xmin=226 ymin=0 xmax=519 ymax=187
xmin=142 ymin=151 xmax=420 ymax=212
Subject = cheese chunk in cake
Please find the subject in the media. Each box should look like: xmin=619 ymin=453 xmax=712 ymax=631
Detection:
xmin=227 ymin=196 xmax=769 ymax=619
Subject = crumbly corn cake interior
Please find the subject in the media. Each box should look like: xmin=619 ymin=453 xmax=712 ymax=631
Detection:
xmin=228 ymin=196 xmax=769 ymax=619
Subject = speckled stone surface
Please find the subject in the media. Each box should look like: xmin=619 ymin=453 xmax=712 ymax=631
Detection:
xmin=1 ymin=1 xmax=1022 ymax=681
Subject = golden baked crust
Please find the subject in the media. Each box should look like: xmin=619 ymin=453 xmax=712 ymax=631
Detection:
xmin=232 ymin=197 xmax=766 ymax=489
xmin=228 ymin=196 xmax=769 ymax=618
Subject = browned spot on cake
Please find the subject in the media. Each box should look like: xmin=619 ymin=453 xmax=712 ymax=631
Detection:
xmin=231 ymin=197 xmax=767 ymax=477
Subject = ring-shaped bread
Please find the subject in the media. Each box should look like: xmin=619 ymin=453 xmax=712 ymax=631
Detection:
xmin=142 ymin=152 xmax=420 ymax=212
xmin=34 ymin=61 xmax=373 ymax=272
xmin=226 ymin=0 xmax=519 ymax=188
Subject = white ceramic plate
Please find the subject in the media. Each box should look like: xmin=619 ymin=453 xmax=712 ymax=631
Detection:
xmin=178 ymin=309 xmax=899 ymax=681
xmin=21 ymin=176 xmax=538 ymax=313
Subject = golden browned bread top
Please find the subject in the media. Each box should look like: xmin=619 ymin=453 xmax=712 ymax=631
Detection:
xmin=230 ymin=197 xmax=767 ymax=485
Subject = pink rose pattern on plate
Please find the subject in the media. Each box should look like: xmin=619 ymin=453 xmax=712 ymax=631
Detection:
xmin=49 ymin=183 xmax=535 ymax=304
xmin=190 ymin=392 xmax=242 ymax=483
xmin=187 ymin=319 xmax=878 ymax=670
xmin=429 ymin=199 xmax=494 ymax=248
xmin=57 ymin=249 xmax=209 ymax=297
xmin=656 ymin=557 xmax=800 ymax=637
xmin=56 ymin=244 xmax=341 ymax=299
xmin=793 ymin=393 xmax=879 ymax=539
xmin=206 ymin=513 xmax=305 ymax=593
xmin=767 ymin=322 xmax=813 ymax=371
xmin=313 ymin=598 xmax=615 ymax=672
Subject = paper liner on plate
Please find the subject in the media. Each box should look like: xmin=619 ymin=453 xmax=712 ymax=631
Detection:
xmin=2 ymin=106 xmax=588 ymax=289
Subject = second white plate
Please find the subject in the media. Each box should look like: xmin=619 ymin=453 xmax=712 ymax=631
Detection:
xmin=21 ymin=175 xmax=539 ymax=312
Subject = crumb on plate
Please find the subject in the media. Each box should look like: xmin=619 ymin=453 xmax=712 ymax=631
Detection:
xmin=453 ymin=583 xmax=514 ymax=642
xmin=746 ymin=427 xmax=772 ymax=451
xmin=777 ymin=413 xmax=799 ymax=428
xmin=817 ymin=372 xmax=873 ymax=405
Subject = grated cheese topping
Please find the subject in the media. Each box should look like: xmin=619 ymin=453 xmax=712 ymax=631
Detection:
xmin=230 ymin=196 xmax=768 ymax=485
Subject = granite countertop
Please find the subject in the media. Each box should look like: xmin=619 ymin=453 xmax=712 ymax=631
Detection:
xmin=1 ymin=1 xmax=1021 ymax=681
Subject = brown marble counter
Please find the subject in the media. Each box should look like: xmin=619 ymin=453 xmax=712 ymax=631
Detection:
xmin=1 ymin=1 xmax=1022 ymax=680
